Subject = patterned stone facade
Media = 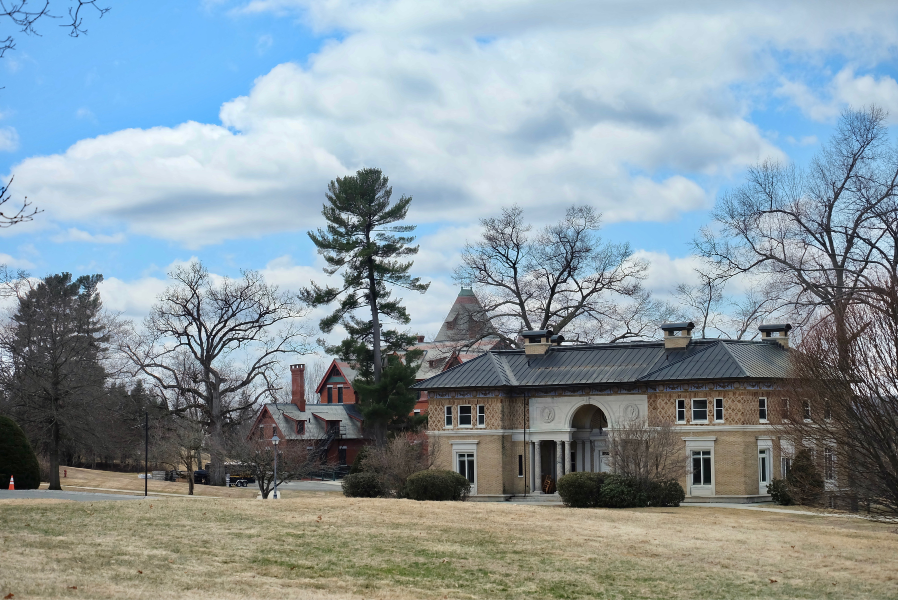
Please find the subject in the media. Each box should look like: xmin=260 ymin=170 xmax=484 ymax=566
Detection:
xmin=428 ymin=382 xmax=788 ymax=499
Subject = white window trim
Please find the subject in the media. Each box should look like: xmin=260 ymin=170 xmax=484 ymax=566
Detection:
xmin=713 ymin=398 xmax=724 ymax=423
xmin=691 ymin=398 xmax=709 ymax=424
xmin=458 ymin=404 xmax=473 ymax=428
xmin=476 ymin=404 xmax=486 ymax=428
xmin=683 ymin=437 xmax=716 ymax=497
xmin=758 ymin=397 xmax=769 ymax=423
xmin=444 ymin=405 xmax=453 ymax=429
xmin=450 ymin=440 xmax=478 ymax=495
xmin=676 ymin=399 xmax=686 ymax=424
xmin=757 ymin=437 xmax=774 ymax=494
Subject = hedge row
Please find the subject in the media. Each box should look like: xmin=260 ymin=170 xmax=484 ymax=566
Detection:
xmin=342 ymin=469 xmax=471 ymax=501
xmin=557 ymin=472 xmax=684 ymax=508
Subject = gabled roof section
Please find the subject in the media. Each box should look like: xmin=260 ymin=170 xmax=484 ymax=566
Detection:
xmin=413 ymin=339 xmax=790 ymax=390
xmin=315 ymin=360 xmax=360 ymax=394
xmin=261 ymin=403 xmax=366 ymax=441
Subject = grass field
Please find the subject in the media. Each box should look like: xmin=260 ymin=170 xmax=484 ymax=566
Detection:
xmin=0 ymin=471 xmax=896 ymax=600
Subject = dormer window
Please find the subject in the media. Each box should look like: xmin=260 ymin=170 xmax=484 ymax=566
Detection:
xmin=296 ymin=421 xmax=305 ymax=435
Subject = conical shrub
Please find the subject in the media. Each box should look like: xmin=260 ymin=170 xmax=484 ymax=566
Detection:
xmin=0 ymin=415 xmax=41 ymax=489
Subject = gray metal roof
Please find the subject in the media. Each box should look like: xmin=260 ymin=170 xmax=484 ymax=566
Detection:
xmin=264 ymin=403 xmax=365 ymax=440
xmin=412 ymin=339 xmax=790 ymax=390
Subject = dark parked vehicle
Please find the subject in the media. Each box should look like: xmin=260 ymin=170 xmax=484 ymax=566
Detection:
xmin=193 ymin=469 xmax=209 ymax=484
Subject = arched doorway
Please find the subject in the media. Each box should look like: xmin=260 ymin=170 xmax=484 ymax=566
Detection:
xmin=570 ymin=404 xmax=609 ymax=473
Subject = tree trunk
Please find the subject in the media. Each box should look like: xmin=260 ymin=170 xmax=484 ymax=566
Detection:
xmin=48 ymin=419 xmax=61 ymax=491
xmin=208 ymin=383 xmax=226 ymax=486
xmin=185 ymin=453 xmax=194 ymax=496
xmin=367 ymin=259 xmax=383 ymax=383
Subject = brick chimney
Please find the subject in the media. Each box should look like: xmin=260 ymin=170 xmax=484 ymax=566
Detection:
xmin=290 ymin=364 xmax=306 ymax=411
xmin=661 ymin=322 xmax=694 ymax=349
xmin=416 ymin=334 xmax=425 ymax=343
xmin=758 ymin=323 xmax=792 ymax=348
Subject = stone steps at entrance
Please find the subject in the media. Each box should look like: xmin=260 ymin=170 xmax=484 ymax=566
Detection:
xmin=505 ymin=493 xmax=562 ymax=504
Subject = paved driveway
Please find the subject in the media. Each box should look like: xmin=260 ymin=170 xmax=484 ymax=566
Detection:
xmin=278 ymin=480 xmax=343 ymax=493
xmin=0 ymin=489 xmax=146 ymax=502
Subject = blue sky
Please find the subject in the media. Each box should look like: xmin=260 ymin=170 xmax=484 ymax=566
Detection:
xmin=0 ymin=0 xmax=896 ymax=347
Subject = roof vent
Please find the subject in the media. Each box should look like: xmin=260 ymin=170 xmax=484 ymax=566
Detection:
xmin=661 ymin=322 xmax=694 ymax=349
xmin=759 ymin=323 xmax=791 ymax=348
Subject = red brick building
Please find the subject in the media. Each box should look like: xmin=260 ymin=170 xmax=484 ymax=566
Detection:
xmin=249 ymin=364 xmax=368 ymax=467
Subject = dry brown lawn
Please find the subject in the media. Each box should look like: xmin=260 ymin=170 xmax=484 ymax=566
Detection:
xmin=0 ymin=470 xmax=896 ymax=600
xmin=39 ymin=467 xmax=260 ymax=499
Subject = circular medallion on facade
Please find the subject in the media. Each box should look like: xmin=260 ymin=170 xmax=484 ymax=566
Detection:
xmin=541 ymin=406 xmax=556 ymax=423
xmin=624 ymin=403 xmax=639 ymax=421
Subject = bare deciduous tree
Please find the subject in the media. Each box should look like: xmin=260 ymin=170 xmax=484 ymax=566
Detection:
xmin=361 ymin=432 xmax=439 ymax=496
xmin=122 ymin=260 xmax=313 ymax=486
xmin=607 ymin=416 xmax=686 ymax=483
xmin=775 ymin=295 xmax=897 ymax=516
xmin=456 ymin=205 xmax=647 ymax=345
xmin=695 ymin=106 xmax=897 ymax=367
xmin=674 ymin=270 xmax=723 ymax=338
xmin=228 ymin=431 xmax=329 ymax=499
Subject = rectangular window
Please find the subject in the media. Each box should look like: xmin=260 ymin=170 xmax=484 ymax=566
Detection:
xmin=714 ymin=398 xmax=724 ymax=422
xmin=517 ymin=454 xmax=524 ymax=477
xmin=457 ymin=453 xmax=475 ymax=484
xmin=272 ymin=425 xmax=278 ymax=438
xmin=258 ymin=425 xmax=264 ymax=440
xmin=413 ymin=409 xmax=421 ymax=415
xmin=296 ymin=421 xmax=305 ymax=435
xmin=337 ymin=387 xmax=344 ymax=404
xmin=759 ymin=450 xmax=770 ymax=483
xmin=444 ymin=405 xmax=453 ymax=427
xmin=803 ymin=400 xmax=811 ymax=421
xmin=477 ymin=405 xmax=486 ymax=427
xmin=781 ymin=457 xmax=792 ymax=479
xmin=759 ymin=398 xmax=768 ymax=422
xmin=823 ymin=403 xmax=832 ymax=421
xmin=692 ymin=399 xmax=708 ymax=423
xmin=338 ymin=447 xmax=347 ymax=466
xmin=781 ymin=398 xmax=789 ymax=422
xmin=824 ymin=447 xmax=836 ymax=481
xmin=327 ymin=386 xmax=333 ymax=404
xmin=676 ymin=399 xmax=686 ymax=423
xmin=459 ymin=405 xmax=472 ymax=427
xmin=692 ymin=450 xmax=712 ymax=486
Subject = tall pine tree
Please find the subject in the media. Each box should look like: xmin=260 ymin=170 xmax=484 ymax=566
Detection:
xmin=3 ymin=273 xmax=110 ymax=490
xmin=301 ymin=168 xmax=429 ymax=383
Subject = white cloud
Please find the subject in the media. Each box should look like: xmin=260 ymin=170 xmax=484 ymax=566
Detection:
xmin=75 ymin=107 xmax=98 ymax=123
xmin=0 ymin=252 xmax=34 ymax=269
xmin=0 ymin=127 xmax=19 ymax=152
xmin=97 ymin=276 xmax=168 ymax=321
xmin=51 ymin=228 xmax=126 ymax=244
xmin=5 ymin=0 xmax=893 ymax=246
xmin=777 ymin=67 xmax=898 ymax=124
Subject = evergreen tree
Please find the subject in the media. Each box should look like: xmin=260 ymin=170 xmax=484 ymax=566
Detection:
xmin=2 ymin=273 xmax=110 ymax=490
xmin=301 ymin=168 xmax=429 ymax=383
xmin=0 ymin=414 xmax=41 ymax=489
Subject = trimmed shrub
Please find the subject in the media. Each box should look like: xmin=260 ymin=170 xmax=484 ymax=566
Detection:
xmin=767 ymin=478 xmax=793 ymax=505
xmin=0 ymin=415 xmax=41 ymax=490
xmin=644 ymin=479 xmax=685 ymax=507
xmin=557 ymin=472 xmax=607 ymax=508
xmin=598 ymin=474 xmax=644 ymax=508
xmin=787 ymin=449 xmax=824 ymax=505
xmin=341 ymin=472 xmax=385 ymax=498
xmin=404 ymin=470 xmax=471 ymax=501
xmin=348 ymin=447 xmax=369 ymax=475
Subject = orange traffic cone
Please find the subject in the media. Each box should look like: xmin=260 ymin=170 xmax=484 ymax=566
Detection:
xmin=8 ymin=475 xmax=14 ymax=490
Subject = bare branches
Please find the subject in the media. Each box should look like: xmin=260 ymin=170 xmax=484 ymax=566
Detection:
xmin=776 ymin=297 xmax=897 ymax=516
xmin=607 ymin=416 xmax=686 ymax=483
xmin=0 ymin=178 xmax=41 ymax=227
xmin=0 ymin=0 xmax=109 ymax=58
xmin=456 ymin=205 xmax=648 ymax=345
xmin=121 ymin=260 xmax=314 ymax=486
xmin=695 ymin=106 xmax=897 ymax=354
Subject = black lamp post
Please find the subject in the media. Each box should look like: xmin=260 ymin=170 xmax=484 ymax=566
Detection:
xmin=272 ymin=434 xmax=280 ymax=500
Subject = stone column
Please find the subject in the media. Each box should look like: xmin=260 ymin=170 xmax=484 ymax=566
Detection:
xmin=593 ymin=443 xmax=601 ymax=473
xmin=556 ymin=440 xmax=564 ymax=482
xmin=563 ymin=440 xmax=571 ymax=475
xmin=575 ymin=440 xmax=584 ymax=472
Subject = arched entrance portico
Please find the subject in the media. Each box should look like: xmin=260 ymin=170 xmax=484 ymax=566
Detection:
xmin=530 ymin=403 xmax=610 ymax=493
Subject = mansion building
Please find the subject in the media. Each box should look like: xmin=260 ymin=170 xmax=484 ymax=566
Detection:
xmin=413 ymin=322 xmax=795 ymax=502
